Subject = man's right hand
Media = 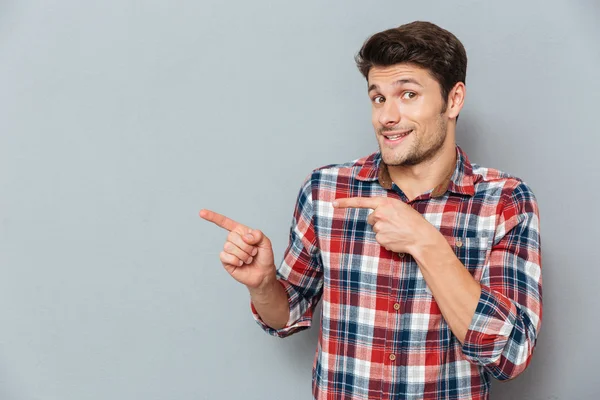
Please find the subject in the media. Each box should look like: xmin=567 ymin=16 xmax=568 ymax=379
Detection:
xmin=199 ymin=209 xmax=276 ymax=289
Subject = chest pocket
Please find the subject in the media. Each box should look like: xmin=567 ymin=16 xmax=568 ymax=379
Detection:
xmin=418 ymin=235 xmax=491 ymax=296
xmin=446 ymin=235 xmax=490 ymax=280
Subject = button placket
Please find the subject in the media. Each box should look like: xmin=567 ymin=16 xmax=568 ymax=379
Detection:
xmin=386 ymin=251 xmax=402 ymax=371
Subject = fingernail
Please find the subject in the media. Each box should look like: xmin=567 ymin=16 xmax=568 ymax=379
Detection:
xmin=252 ymin=248 xmax=258 ymax=256
xmin=333 ymin=201 xmax=338 ymax=207
xmin=245 ymin=234 xmax=253 ymax=241
xmin=246 ymin=257 xmax=253 ymax=264
xmin=238 ymin=260 xmax=243 ymax=266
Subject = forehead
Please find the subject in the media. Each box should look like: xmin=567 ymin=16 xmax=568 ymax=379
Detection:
xmin=367 ymin=64 xmax=435 ymax=89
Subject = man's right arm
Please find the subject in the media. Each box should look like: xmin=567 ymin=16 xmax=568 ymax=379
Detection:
xmin=200 ymin=172 xmax=323 ymax=338
xmin=198 ymin=209 xmax=292 ymax=330
xmin=249 ymin=173 xmax=324 ymax=338
xmin=248 ymin=276 xmax=290 ymax=330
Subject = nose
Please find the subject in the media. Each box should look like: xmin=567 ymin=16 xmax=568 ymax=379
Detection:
xmin=378 ymin=100 xmax=401 ymax=128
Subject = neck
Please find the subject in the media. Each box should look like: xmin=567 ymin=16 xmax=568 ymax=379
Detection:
xmin=387 ymin=139 xmax=457 ymax=201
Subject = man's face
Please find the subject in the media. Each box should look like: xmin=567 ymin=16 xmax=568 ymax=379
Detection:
xmin=368 ymin=64 xmax=450 ymax=167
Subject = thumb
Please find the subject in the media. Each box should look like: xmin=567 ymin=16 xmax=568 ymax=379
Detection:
xmin=242 ymin=229 xmax=266 ymax=246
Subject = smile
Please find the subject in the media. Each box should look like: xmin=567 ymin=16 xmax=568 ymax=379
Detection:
xmin=383 ymin=130 xmax=413 ymax=142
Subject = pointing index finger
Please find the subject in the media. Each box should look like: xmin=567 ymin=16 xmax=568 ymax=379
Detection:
xmin=199 ymin=209 xmax=246 ymax=233
xmin=333 ymin=197 xmax=386 ymax=210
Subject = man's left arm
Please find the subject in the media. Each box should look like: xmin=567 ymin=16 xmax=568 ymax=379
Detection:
xmin=412 ymin=182 xmax=542 ymax=381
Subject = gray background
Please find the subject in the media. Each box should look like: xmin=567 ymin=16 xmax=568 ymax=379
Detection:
xmin=0 ymin=1 xmax=598 ymax=399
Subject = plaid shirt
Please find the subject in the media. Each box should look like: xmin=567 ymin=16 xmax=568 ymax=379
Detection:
xmin=251 ymin=146 xmax=542 ymax=400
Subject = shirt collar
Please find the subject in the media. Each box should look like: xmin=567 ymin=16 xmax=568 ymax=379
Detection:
xmin=356 ymin=145 xmax=475 ymax=197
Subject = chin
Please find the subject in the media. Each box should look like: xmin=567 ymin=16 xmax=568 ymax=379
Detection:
xmin=381 ymin=151 xmax=408 ymax=166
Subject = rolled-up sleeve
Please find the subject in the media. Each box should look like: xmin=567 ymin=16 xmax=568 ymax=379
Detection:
xmin=462 ymin=181 xmax=542 ymax=380
xmin=251 ymin=174 xmax=324 ymax=338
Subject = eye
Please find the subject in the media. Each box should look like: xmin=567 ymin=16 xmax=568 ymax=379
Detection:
xmin=372 ymin=95 xmax=385 ymax=104
xmin=401 ymin=91 xmax=417 ymax=100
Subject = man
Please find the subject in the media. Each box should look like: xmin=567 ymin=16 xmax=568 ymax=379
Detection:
xmin=200 ymin=21 xmax=542 ymax=400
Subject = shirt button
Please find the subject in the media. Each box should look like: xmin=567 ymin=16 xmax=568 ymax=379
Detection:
xmin=455 ymin=239 xmax=463 ymax=248
xmin=389 ymin=354 xmax=396 ymax=361
xmin=398 ymin=253 xmax=405 ymax=258
xmin=393 ymin=303 xmax=401 ymax=311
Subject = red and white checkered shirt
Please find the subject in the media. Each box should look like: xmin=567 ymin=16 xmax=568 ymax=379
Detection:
xmin=251 ymin=145 xmax=542 ymax=399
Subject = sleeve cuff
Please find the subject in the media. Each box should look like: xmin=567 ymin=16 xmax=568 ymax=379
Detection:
xmin=462 ymin=285 xmax=518 ymax=364
xmin=250 ymin=279 xmax=313 ymax=338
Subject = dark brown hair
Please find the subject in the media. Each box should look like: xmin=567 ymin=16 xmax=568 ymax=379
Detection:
xmin=355 ymin=21 xmax=467 ymax=107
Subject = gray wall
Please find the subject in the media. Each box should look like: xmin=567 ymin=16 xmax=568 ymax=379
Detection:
xmin=1 ymin=1 xmax=598 ymax=399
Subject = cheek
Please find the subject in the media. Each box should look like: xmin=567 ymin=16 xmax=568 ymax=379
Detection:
xmin=406 ymin=108 xmax=439 ymax=133
xmin=403 ymin=102 xmax=428 ymax=120
xmin=415 ymin=98 xmax=444 ymax=120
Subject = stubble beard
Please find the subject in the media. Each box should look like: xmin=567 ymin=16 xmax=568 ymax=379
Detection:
xmin=379 ymin=116 xmax=448 ymax=167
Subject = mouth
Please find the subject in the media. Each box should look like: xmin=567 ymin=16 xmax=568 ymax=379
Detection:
xmin=382 ymin=129 xmax=413 ymax=144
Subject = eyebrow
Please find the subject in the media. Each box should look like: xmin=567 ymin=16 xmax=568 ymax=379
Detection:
xmin=368 ymin=78 xmax=424 ymax=92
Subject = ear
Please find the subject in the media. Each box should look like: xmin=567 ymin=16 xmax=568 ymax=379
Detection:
xmin=447 ymin=82 xmax=466 ymax=120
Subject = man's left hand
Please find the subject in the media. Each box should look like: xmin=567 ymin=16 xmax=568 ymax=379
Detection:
xmin=333 ymin=196 xmax=439 ymax=254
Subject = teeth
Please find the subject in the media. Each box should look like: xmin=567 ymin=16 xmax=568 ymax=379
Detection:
xmin=386 ymin=130 xmax=411 ymax=140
